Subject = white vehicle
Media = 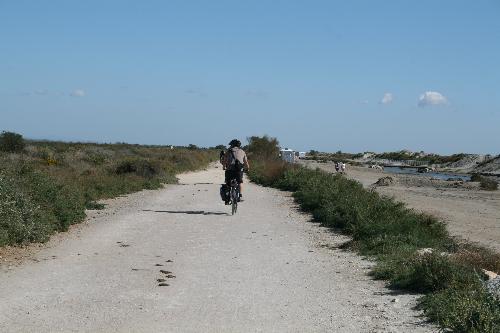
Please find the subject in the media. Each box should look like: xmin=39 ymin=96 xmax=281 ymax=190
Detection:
xmin=280 ymin=148 xmax=296 ymax=163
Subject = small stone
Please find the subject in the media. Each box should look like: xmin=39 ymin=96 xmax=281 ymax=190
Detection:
xmin=160 ymin=270 xmax=172 ymax=274
xmin=391 ymin=298 xmax=399 ymax=303
xmin=417 ymin=248 xmax=434 ymax=256
xmin=482 ymin=269 xmax=498 ymax=280
xmin=158 ymin=283 xmax=169 ymax=287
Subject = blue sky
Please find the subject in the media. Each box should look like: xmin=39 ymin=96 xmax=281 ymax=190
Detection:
xmin=1 ymin=0 xmax=499 ymax=154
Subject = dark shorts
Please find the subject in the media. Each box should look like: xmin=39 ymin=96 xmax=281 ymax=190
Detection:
xmin=225 ymin=169 xmax=243 ymax=184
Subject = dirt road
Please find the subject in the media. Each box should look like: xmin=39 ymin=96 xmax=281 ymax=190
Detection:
xmin=0 ymin=166 xmax=434 ymax=332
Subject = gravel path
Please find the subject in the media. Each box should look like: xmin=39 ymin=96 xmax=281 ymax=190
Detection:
xmin=0 ymin=166 xmax=435 ymax=332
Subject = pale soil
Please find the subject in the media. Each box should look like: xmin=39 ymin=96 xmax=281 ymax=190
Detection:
xmin=303 ymin=161 xmax=500 ymax=253
xmin=0 ymin=165 xmax=435 ymax=332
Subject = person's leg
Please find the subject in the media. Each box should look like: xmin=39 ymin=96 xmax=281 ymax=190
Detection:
xmin=238 ymin=171 xmax=244 ymax=197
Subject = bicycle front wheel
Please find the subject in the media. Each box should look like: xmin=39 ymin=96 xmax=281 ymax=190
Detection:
xmin=232 ymin=201 xmax=237 ymax=215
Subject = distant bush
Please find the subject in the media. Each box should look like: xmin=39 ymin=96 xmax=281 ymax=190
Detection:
xmin=115 ymin=159 xmax=161 ymax=178
xmin=304 ymin=150 xmax=364 ymax=162
xmin=248 ymin=160 xmax=290 ymax=186
xmin=376 ymin=151 xmax=414 ymax=161
xmin=247 ymin=135 xmax=280 ymax=161
xmin=471 ymin=173 xmax=482 ymax=182
xmin=84 ymin=153 xmax=107 ymax=165
xmin=375 ymin=151 xmax=466 ymax=165
xmin=426 ymin=153 xmax=467 ymax=165
xmin=471 ymin=173 xmax=498 ymax=191
xmin=0 ymin=131 xmax=25 ymax=153
xmin=480 ymin=177 xmax=498 ymax=191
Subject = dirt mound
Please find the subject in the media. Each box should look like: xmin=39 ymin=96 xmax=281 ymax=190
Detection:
xmin=374 ymin=176 xmax=394 ymax=186
xmin=446 ymin=154 xmax=486 ymax=171
xmin=474 ymin=156 xmax=500 ymax=175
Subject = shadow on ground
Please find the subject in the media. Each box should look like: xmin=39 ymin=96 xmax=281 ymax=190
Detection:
xmin=143 ymin=209 xmax=229 ymax=216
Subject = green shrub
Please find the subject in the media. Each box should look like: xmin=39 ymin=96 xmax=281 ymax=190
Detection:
xmin=247 ymin=135 xmax=280 ymax=161
xmin=480 ymin=177 xmax=498 ymax=191
xmin=472 ymin=174 xmax=498 ymax=191
xmin=115 ymin=159 xmax=161 ymax=178
xmin=453 ymin=243 xmax=500 ymax=274
xmin=19 ymin=169 xmax=86 ymax=231
xmin=0 ymin=172 xmax=55 ymax=245
xmin=85 ymin=201 xmax=106 ymax=210
xmin=387 ymin=253 xmax=480 ymax=292
xmin=84 ymin=153 xmax=107 ymax=165
xmin=420 ymin=283 xmax=500 ymax=332
xmin=470 ymin=173 xmax=482 ymax=182
xmin=0 ymin=131 xmax=25 ymax=153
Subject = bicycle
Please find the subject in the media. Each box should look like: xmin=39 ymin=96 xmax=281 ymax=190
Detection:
xmin=228 ymin=178 xmax=240 ymax=215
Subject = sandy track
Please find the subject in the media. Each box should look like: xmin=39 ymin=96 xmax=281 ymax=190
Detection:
xmin=0 ymin=166 xmax=434 ymax=332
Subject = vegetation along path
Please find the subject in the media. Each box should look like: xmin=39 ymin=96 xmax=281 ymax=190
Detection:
xmin=0 ymin=166 xmax=434 ymax=332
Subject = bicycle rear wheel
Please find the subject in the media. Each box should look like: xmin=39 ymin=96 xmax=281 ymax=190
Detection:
xmin=231 ymin=200 xmax=237 ymax=215
xmin=230 ymin=187 xmax=238 ymax=215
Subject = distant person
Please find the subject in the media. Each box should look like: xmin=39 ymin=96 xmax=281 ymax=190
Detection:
xmin=340 ymin=162 xmax=346 ymax=173
xmin=223 ymin=139 xmax=250 ymax=201
xmin=335 ymin=162 xmax=340 ymax=172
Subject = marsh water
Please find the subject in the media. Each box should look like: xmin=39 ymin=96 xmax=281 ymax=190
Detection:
xmin=384 ymin=166 xmax=471 ymax=181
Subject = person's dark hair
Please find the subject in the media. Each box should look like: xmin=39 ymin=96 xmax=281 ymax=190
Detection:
xmin=229 ymin=139 xmax=241 ymax=148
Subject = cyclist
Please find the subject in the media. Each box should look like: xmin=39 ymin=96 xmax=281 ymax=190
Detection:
xmin=223 ymin=139 xmax=250 ymax=201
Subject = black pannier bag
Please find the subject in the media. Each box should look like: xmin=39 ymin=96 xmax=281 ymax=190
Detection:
xmin=220 ymin=184 xmax=229 ymax=202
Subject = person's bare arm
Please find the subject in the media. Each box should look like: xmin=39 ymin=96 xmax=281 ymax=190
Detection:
xmin=222 ymin=152 xmax=228 ymax=169
xmin=244 ymin=155 xmax=250 ymax=170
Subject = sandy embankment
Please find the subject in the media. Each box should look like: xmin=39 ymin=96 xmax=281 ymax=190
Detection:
xmin=302 ymin=161 xmax=500 ymax=252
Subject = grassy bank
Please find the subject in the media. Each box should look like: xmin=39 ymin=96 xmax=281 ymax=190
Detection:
xmin=249 ymin=159 xmax=500 ymax=332
xmin=0 ymin=137 xmax=217 ymax=246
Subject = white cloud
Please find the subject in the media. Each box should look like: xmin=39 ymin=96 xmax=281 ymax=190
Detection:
xmin=380 ymin=92 xmax=393 ymax=104
xmin=70 ymin=89 xmax=85 ymax=97
xmin=418 ymin=91 xmax=447 ymax=107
